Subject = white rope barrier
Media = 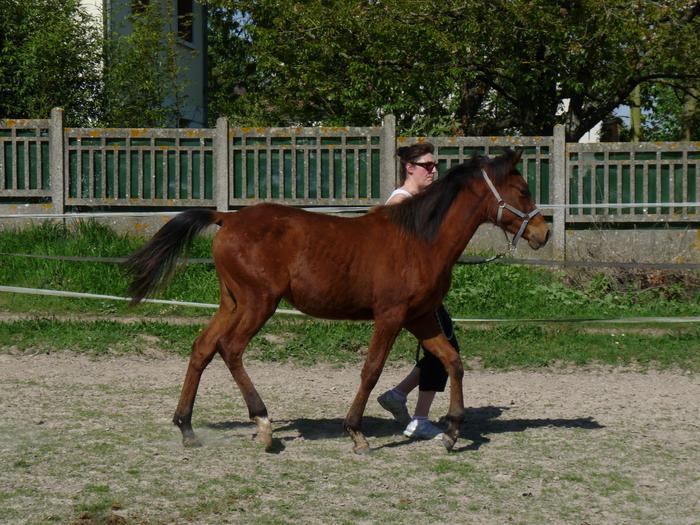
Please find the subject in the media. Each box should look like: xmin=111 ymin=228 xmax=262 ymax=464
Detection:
xmin=2 ymin=285 xmax=698 ymax=324
xmin=0 ymin=285 xmax=302 ymax=315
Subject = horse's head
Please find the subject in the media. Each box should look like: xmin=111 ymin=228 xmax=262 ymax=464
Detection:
xmin=481 ymin=149 xmax=550 ymax=250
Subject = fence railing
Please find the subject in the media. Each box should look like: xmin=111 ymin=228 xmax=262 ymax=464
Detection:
xmin=567 ymin=142 xmax=700 ymax=222
xmin=227 ymin=122 xmax=387 ymax=206
xmin=2 ymin=108 xmax=700 ymax=261
xmin=65 ymin=126 xmax=216 ymax=208
xmin=0 ymin=117 xmax=51 ymax=198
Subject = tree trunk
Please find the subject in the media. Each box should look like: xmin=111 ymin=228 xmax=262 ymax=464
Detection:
xmin=630 ymin=85 xmax=642 ymax=142
xmin=682 ymin=87 xmax=698 ymax=141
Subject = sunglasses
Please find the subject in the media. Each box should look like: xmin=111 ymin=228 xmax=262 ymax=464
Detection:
xmin=411 ymin=161 xmax=438 ymax=172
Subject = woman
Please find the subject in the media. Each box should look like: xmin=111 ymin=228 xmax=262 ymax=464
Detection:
xmin=377 ymin=142 xmax=461 ymax=440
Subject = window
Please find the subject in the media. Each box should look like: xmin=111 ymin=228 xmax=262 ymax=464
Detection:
xmin=178 ymin=0 xmax=194 ymax=42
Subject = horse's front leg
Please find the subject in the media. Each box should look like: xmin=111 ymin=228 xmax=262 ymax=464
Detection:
xmin=344 ymin=320 xmax=402 ymax=454
xmin=406 ymin=315 xmax=464 ymax=451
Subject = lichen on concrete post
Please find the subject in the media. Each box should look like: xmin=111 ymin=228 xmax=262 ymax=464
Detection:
xmin=215 ymin=116 xmax=229 ymax=212
xmin=380 ymin=114 xmax=397 ymax=201
xmin=551 ymin=124 xmax=567 ymax=260
xmin=50 ymin=108 xmax=64 ymax=215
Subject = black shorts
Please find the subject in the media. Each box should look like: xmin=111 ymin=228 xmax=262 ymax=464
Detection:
xmin=416 ymin=305 xmax=460 ymax=392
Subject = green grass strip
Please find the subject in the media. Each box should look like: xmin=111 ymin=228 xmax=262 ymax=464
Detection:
xmin=1 ymin=220 xmax=699 ymax=321
xmin=1 ymin=318 xmax=698 ymax=371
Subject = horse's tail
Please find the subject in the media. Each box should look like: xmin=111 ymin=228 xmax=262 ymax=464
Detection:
xmin=125 ymin=209 xmax=222 ymax=305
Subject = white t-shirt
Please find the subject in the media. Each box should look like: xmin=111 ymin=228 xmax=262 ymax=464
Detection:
xmin=385 ymin=188 xmax=413 ymax=204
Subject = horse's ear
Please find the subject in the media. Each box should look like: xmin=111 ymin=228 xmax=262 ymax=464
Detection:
xmin=510 ymin=148 xmax=523 ymax=166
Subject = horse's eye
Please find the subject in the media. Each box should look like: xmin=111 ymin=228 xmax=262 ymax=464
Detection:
xmin=520 ymin=188 xmax=530 ymax=198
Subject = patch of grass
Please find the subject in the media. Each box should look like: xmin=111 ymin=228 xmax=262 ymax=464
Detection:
xmin=448 ymin=261 xmax=700 ymax=319
xmin=433 ymin=458 xmax=476 ymax=475
xmin=2 ymin=220 xmax=699 ymax=321
xmin=593 ymin=471 xmax=636 ymax=497
xmin=459 ymin=323 xmax=700 ymax=370
xmin=349 ymin=508 xmax=372 ymax=519
xmin=1 ymin=317 xmax=699 ymax=371
xmin=559 ymin=472 xmax=585 ymax=484
xmin=73 ymin=483 xmax=116 ymax=521
xmin=0 ymin=318 xmax=201 ymax=356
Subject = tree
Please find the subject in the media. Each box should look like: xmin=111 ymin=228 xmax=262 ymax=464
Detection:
xmin=101 ymin=2 xmax=189 ymax=127
xmin=0 ymin=0 xmax=101 ymax=125
xmin=206 ymin=7 xmax=255 ymax=125
xmin=205 ymin=0 xmax=699 ymax=140
xmin=641 ymin=82 xmax=700 ymax=141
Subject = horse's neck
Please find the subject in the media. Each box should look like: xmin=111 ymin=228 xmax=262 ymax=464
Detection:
xmin=433 ymin=186 xmax=489 ymax=264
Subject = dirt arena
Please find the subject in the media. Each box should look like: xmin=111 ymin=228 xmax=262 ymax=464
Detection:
xmin=1 ymin=352 xmax=698 ymax=524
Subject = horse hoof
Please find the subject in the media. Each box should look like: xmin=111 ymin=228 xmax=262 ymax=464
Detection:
xmin=346 ymin=427 xmax=370 ymax=454
xmin=183 ymin=436 xmax=202 ymax=448
xmin=352 ymin=443 xmax=371 ymax=455
xmin=254 ymin=417 xmax=273 ymax=450
xmin=441 ymin=433 xmax=457 ymax=451
xmin=257 ymin=432 xmax=273 ymax=450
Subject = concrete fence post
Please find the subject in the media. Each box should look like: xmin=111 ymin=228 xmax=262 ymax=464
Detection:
xmin=214 ymin=116 xmax=229 ymax=212
xmin=380 ymin=114 xmax=396 ymax=200
xmin=551 ymin=124 xmax=567 ymax=260
xmin=50 ymin=108 xmax=64 ymax=215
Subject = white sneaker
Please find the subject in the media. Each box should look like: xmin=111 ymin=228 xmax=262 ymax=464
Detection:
xmin=377 ymin=390 xmax=411 ymax=426
xmin=403 ymin=418 xmax=445 ymax=440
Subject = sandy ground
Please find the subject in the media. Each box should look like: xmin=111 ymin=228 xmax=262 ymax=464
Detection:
xmin=1 ymin=352 xmax=699 ymax=524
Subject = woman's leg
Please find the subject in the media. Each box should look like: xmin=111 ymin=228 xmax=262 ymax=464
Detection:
xmin=393 ymin=366 xmax=420 ymax=396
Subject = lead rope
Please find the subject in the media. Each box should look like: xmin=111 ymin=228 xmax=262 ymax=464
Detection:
xmin=458 ymin=232 xmax=510 ymax=265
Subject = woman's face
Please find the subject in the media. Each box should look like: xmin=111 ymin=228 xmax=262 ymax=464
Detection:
xmin=407 ymin=153 xmax=437 ymax=191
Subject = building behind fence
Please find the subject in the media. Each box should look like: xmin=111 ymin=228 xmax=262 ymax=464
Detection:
xmin=2 ymin=108 xmax=699 ymax=262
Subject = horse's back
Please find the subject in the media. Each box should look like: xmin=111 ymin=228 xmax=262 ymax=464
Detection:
xmin=211 ymin=203 xmax=400 ymax=318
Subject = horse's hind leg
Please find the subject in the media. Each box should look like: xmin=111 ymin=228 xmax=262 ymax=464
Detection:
xmin=173 ymin=311 xmax=234 ymax=447
xmin=217 ymin=301 xmax=278 ymax=450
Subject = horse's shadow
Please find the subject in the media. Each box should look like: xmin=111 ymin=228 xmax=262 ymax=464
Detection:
xmin=206 ymin=406 xmax=604 ymax=453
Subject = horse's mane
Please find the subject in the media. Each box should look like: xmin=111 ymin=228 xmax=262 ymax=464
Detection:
xmin=384 ymin=149 xmax=518 ymax=242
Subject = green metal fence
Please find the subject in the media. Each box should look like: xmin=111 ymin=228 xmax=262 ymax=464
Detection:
xmin=2 ymin=110 xmax=699 ymax=228
xmin=228 ymin=125 xmax=384 ymax=206
xmin=567 ymin=142 xmax=700 ymax=222
xmin=0 ymin=118 xmax=51 ymax=198
xmin=64 ymin=127 xmax=215 ymax=207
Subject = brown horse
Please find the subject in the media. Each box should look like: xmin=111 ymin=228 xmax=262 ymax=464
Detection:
xmin=125 ymin=149 xmax=549 ymax=453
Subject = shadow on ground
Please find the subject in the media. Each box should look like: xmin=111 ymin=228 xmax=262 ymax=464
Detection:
xmin=205 ymin=406 xmax=604 ymax=453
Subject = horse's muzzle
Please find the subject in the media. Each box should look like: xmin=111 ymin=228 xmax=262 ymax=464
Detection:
xmin=526 ymin=223 xmax=551 ymax=250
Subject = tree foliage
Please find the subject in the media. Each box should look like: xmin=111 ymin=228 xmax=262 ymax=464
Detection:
xmin=0 ymin=0 xmax=101 ymax=125
xmin=641 ymin=82 xmax=700 ymax=141
xmin=206 ymin=7 xmax=254 ymax=125
xmin=101 ymin=2 xmax=189 ymax=127
xmin=206 ymin=0 xmax=700 ymax=140
xmin=0 ymin=0 xmax=190 ymax=127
